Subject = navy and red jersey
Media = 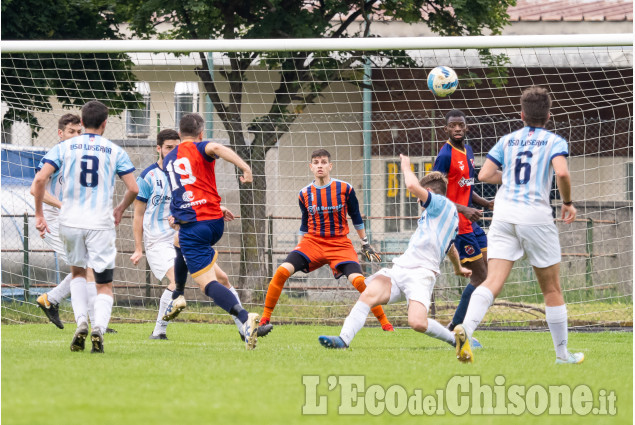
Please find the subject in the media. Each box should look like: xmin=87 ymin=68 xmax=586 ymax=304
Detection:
xmin=433 ymin=141 xmax=476 ymax=235
xmin=299 ymin=179 xmax=364 ymax=238
xmin=163 ymin=141 xmax=224 ymax=223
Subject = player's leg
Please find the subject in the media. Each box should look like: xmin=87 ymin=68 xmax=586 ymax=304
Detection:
xmin=519 ymin=224 xmax=584 ymax=364
xmin=163 ymin=232 xmax=189 ymax=321
xmin=345 ymin=267 xmax=394 ymax=331
xmin=86 ymin=268 xmax=97 ymax=329
xmin=320 ymin=271 xmax=392 ymax=349
xmin=37 ymin=223 xmax=71 ymax=329
xmin=147 ymin=241 xmax=177 ymax=339
xmin=261 ymin=252 xmax=306 ymax=325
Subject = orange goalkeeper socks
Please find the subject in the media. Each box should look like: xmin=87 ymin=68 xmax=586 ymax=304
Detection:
xmin=262 ymin=266 xmax=291 ymax=323
xmin=351 ymin=275 xmax=392 ymax=327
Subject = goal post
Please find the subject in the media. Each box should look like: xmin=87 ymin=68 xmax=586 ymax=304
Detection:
xmin=1 ymin=34 xmax=632 ymax=329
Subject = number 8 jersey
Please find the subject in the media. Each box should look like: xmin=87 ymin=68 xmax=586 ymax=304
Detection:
xmin=486 ymin=126 xmax=569 ymax=225
xmin=40 ymin=133 xmax=135 ymax=229
xmin=162 ymin=141 xmax=224 ymax=223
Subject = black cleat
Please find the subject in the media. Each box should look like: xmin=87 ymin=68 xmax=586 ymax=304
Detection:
xmin=37 ymin=293 xmax=64 ymax=329
xmin=149 ymin=333 xmax=168 ymax=340
xmin=105 ymin=327 xmax=117 ymax=334
xmin=240 ymin=323 xmax=273 ymax=342
xmin=90 ymin=330 xmax=104 ymax=353
xmin=70 ymin=322 xmax=88 ymax=351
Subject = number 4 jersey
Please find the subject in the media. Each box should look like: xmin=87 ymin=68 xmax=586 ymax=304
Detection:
xmin=162 ymin=141 xmax=224 ymax=223
xmin=486 ymin=126 xmax=569 ymax=225
xmin=40 ymin=133 xmax=135 ymax=230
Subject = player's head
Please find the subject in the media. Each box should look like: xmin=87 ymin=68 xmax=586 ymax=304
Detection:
xmin=156 ymin=129 xmax=180 ymax=160
xmin=419 ymin=171 xmax=447 ymax=196
xmin=520 ymin=86 xmax=551 ymax=127
xmin=58 ymin=113 xmax=82 ymax=141
xmin=444 ymin=109 xmax=467 ymax=144
xmin=309 ymin=148 xmax=333 ymax=179
xmin=179 ymin=113 xmax=204 ymax=140
xmin=81 ymin=100 xmax=109 ymax=131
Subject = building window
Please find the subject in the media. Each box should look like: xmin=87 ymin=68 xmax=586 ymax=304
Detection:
xmin=174 ymin=82 xmax=199 ymax=127
xmin=125 ymin=82 xmax=151 ymax=137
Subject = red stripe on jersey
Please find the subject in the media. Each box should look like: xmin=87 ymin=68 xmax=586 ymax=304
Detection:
xmin=444 ymin=144 xmax=473 ymax=234
xmin=177 ymin=142 xmax=223 ymax=221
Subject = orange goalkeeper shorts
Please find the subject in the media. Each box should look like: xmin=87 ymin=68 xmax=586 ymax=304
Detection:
xmin=291 ymin=233 xmax=360 ymax=279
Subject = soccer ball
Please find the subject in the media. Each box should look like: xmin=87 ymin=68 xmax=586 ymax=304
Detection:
xmin=427 ymin=66 xmax=458 ymax=97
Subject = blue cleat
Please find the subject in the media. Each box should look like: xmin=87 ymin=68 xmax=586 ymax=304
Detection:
xmin=471 ymin=337 xmax=483 ymax=349
xmin=319 ymin=335 xmax=348 ymax=349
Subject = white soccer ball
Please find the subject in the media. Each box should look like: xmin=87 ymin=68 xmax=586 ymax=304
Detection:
xmin=427 ymin=66 xmax=459 ymax=97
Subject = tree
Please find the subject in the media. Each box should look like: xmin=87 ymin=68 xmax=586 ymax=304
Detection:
xmin=123 ymin=0 xmax=515 ymax=297
xmin=1 ymin=0 xmax=141 ymax=136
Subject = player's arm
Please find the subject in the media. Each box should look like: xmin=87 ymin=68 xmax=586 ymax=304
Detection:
xmin=448 ymin=244 xmax=472 ymax=278
xmin=298 ymin=196 xmax=308 ymax=235
xmin=347 ymin=186 xmax=380 ymax=262
xmin=471 ymin=191 xmax=494 ymax=211
xmin=114 ymin=174 xmax=139 ymax=226
xmin=552 ymin=155 xmax=576 ymax=224
xmin=220 ymin=205 xmax=235 ymax=222
xmin=205 ymin=142 xmax=253 ymax=184
xmin=401 ymin=154 xmax=429 ymax=205
xmin=32 ymin=164 xmax=56 ymax=237
xmin=478 ymin=158 xmax=503 ymax=185
xmin=29 ymin=181 xmax=62 ymax=209
xmin=130 ymin=200 xmax=146 ymax=265
xmin=454 ymin=201 xmax=483 ymax=222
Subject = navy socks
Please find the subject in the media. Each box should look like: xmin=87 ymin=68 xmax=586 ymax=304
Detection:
xmin=204 ymin=281 xmax=249 ymax=323
xmin=452 ymin=283 xmax=476 ymax=326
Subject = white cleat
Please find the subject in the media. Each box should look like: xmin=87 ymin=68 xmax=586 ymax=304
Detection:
xmin=555 ymin=352 xmax=585 ymax=364
xmin=242 ymin=313 xmax=259 ymax=350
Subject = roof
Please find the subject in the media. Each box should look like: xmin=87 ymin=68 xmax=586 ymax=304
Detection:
xmin=508 ymin=0 xmax=633 ymax=22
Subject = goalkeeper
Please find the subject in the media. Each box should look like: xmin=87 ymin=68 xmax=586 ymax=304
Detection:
xmin=260 ymin=149 xmax=393 ymax=331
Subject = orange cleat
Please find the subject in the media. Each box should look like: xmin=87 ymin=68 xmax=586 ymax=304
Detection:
xmin=382 ymin=323 xmax=395 ymax=332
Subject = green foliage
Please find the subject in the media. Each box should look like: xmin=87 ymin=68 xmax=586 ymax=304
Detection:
xmin=1 ymin=0 xmax=142 ymax=137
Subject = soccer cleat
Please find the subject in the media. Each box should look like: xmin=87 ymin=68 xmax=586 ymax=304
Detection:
xmin=446 ymin=322 xmax=456 ymax=332
xmin=318 ymin=335 xmax=348 ymax=349
xmin=555 ymin=352 xmax=585 ymax=365
xmin=472 ymin=338 xmax=483 ymax=349
xmin=105 ymin=327 xmax=118 ymax=334
xmin=259 ymin=317 xmax=270 ymax=327
xmin=454 ymin=325 xmax=473 ymax=363
xmin=242 ymin=313 xmax=260 ymax=350
xmin=90 ymin=329 xmax=104 ymax=353
xmin=381 ymin=323 xmax=395 ymax=332
xmin=36 ymin=293 xmax=64 ymax=329
xmin=149 ymin=333 xmax=168 ymax=340
xmin=70 ymin=322 xmax=89 ymax=352
xmin=240 ymin=323 xmax=274 ymax=342
xmin=162 ymin=295 xmax=186 ymax=321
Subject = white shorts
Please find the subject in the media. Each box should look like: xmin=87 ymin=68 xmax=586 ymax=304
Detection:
xmin=145 ymin=240 xmax=176 ymax=281
xmin=42 ymin=219 xmax=68 ymax=263
xmin=58 ymin=225 xmax=116 ymax=273
xmin=367 ymin=264 xmax=436 ymax=311
xmin=487 ymin=220 xmax=562 ymax=268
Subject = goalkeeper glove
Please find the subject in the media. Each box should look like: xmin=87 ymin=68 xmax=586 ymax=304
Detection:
xmin=361 ymin=237 xmax=381 ymax=263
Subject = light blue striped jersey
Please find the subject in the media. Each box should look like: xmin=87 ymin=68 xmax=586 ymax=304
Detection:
xmin=41 ymin=133 xmax=135 ymax=230
xmin=487 ymin=126 xmax=569 ymax=224
xmin=392 ymin=192 xmax=459 ymax=274
xmin=136 ymin=163 xmax=175 ymax=246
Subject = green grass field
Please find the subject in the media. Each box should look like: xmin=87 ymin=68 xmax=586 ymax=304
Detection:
xmin=2 ymin=323 xmax=632 ymax=425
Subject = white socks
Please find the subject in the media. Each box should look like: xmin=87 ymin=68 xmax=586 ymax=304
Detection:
xmin=70 ymin=277 xmax=88 ymax=326
xmin=86 ymin=282 xmax=97 ymax=328
xmin=228 ymin=286 xmax=244 ymax=333
xmin=461 ymin=286 xmax=495 ymax=339
xmin=153 ymin=289 xmax=173 ymax=336
xmin=546 ymin=305 xmax=569 ymax=360
xmin=93 ymin=293 xmax=114 ymax=335
xmin=340 ymin=301 xmax=371 ymax=346
xmin=47 ymin=274 xmax=72 ymax=304
xmin=424 ymin=318 xmax=456 ymax=346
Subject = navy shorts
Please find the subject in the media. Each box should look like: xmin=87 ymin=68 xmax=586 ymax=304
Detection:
xmin=454 ymin=223 xmax=488 ymax=263
xmin=178 ymin=218 xmax=224 ymax=277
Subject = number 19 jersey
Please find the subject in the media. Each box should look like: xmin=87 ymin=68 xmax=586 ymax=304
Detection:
xmin=486 ymin=126 xmax=569 ymax=224
xmin=40 ymin=133 xmax=135 ymax=230
xmin=163 ymin=141 xmax=224 ymax=223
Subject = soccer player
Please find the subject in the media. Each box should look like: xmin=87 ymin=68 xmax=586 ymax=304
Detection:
xmin=433 ymin=110 xmax=493 ymax=334
xmin=454 ymin=86 xmax=584 ymax=364
xmin=259 ymin=149 xmax=394 ymax=331
xmin=161 ymin=113 xmax=261 ymax=350
xmin=319 ymin=159 xmax=471 ymax=349
xmin=32 ymin=100 xmax=138 ymax=353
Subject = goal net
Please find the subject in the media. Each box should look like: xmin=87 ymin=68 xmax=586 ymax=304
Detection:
xmin=1 ymin=35 xmax=632 ymax=329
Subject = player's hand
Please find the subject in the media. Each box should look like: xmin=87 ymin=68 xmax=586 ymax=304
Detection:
xmin=113 ymin=206 xmax=124 ymax=226
xmin=239 ymin=169 xmax=253 ymax=184
xmin=35 ymin=215 xmax=50 ymax=238
xmin=361 ymin=240 xmax=381 ymax=263
xmin=399 ymin=154 xmax=411 ymax=171
xmin=486 ymin=200 xmax=495 ymax=211
xmin=130 ymin=249 xmax=143 ymax=266
xmin=561 ymin=203 xmax=577 ymax=224
xmin=167 ymin=216 xmax=180 ymax=231
xmin=220 ymin=206 xmax=235 ymax=222
xmin=462 ymin=207 xmax=483 ymax=222
xmin=455 ymin=266 xmax=472 ymax=278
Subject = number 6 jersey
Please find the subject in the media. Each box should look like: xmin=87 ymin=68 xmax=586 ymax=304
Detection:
xmin=486 ymin=126 xmax=569 ymax=225
xmin=40 ymin=133 xmax=135 ymax=230
xmin=162 ymin=141 xmax=224 ymax=223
